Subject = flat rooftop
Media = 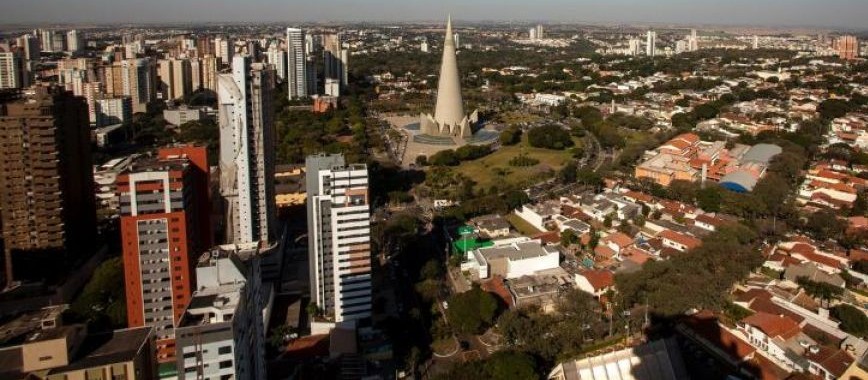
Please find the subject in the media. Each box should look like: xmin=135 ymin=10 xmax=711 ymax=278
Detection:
xmin=478 ymin=240 xmax=556 ymax=261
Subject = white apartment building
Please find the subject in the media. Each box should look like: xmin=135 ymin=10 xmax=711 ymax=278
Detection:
xmin=286 ymin=28 xmax=307 ymax=99
xmin=175 ymin=245 xmax=269 ymax=380
xmin=218 ymin=56 xmax=277 ymax=245
xmin=306 ymin=154 xmax=372 ymax=323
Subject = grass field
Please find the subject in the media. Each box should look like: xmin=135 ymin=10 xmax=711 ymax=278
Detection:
xmin=454 ymin=134 xmax=581 ymax=192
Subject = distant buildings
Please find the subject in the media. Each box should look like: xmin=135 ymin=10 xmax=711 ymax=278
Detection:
xmin=0 ymin=87 xmax=96 ymax=286
xmin=835 ymin=35 xmax=859 ymax=60
xmin=218 ymin=56 xmax=277 ymax=244
xmin=530 ymin=24 xmax=544 ymax=40
xmin=286 ymin=28 xmax=307 ymax=99
xmin=94 ymin=96 xmax=132 ymax=127
xmin=646 ymin=30 xmax=657 ymax=57
xmin=158 ymin=58 xmax=193 ymax=101
xmin=103 ymin=58 xmax=158 ymax=113
xmin=118 ymin=146 xmax=211 ymax=363
xmin=306 ymin=153 xmax=372 ymax=324
xmin=323 ymin=33 xmax=349 ymax=91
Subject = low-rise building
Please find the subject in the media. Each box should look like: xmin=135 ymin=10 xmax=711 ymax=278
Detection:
xmin=574 ymin=269 xmax=615 ymax=297
xmin=464 ymin=239 xmax=559 ymax=280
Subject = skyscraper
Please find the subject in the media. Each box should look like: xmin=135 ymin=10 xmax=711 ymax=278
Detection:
xmin=201 ymin=55 xmax=218 ymax=91
xmin=628 ymin=38 xmax=642 ymax=56
xmin=118 ymin=146 xmax=211 ymax=364
xmin=306 ymin=153 xmax=372 ymax=323
xmin=835 ymin=35 xmax=859 ymax=60
xmin=0 ymin=87 xmax=95 ymax=286
xmin=286 ymin=28 xmax=307 ymax=99
xmin=218 ymin=56 xmax=277 ymax=244
xmin=646 ymin=30 xmax=657 ymax=57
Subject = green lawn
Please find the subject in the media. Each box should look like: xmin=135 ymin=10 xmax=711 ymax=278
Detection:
xmin=454 ymin=134 xmax=581 ymax=192
xmin=506 ymin=213 xmax=545 ymax=236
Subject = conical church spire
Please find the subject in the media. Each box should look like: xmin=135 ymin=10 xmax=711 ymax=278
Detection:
xmin=433 ymin=15 xmax=465 ymax=128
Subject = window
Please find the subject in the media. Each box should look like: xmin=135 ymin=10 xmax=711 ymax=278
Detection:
xmin=219 ymin=360 xmax=233 ymax=369
xmin=38 ymin=355 xmax=53 ymax=361
xmin=218 ymin=346 xmax=232 ymax=355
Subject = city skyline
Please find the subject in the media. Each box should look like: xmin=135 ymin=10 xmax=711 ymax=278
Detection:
xmin=0 ymin=0 xmax=866 ymax=29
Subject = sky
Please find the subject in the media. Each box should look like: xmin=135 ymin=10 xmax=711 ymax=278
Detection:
xmin=1 ymin=0 xmax=866 ymax=29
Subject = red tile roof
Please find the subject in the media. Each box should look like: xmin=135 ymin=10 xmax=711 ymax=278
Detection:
xmin=683 ymin=311 xmax=756 ymax=360
xmin=804 ymin=345 xmax=854 ymax=378
xmin=579 ymin=270 xmax=614 ymax=292
xmin=659 ymin=229 xmax=702 ymax=251
xmin=741 ymin=312 xmax=801 ymax=340
xmin=603 ymin=232 xmax=633 ymax=248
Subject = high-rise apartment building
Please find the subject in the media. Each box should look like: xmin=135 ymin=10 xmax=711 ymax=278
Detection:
xmin=0 ymin=50 xmax=28 ymax=89
xmin=104 ymin=58 xmax=158 ymax=113
xmin=175 ymin=244 xmax=267 ymax=380
xmin=835 ymin=35 xmax=859 ymax=60
xmin=306 ymin=153 xmax=372 ymax=323
xmin=66 ymin=29 xmax=83 ymax=53
xmin=266 ymin=42 xmax=287 ymax=81
xmin=158 ymin=58 xmax=192 ymax=101
xmin=95 ymin=96 xmax=133 ymax=127
xmin=646 ymin=30 xmax=657 ymax=57
xmin=214 ymin=37 xmax=233 ymax=66
xmin=0 ymin=87 xmax=95 ymax=286
xmin=118 ymin=146 xmax=211 ymax=363
xmin=323 ymin=33 xmax=349 ymax=89
xmin=218 ymin=56 xmax=277 ymax=244
xmin=286 ymin=28 xmax=307 ymax=99
xmin=628 ymin=38 xmax=642 ymax=56
xmin=16 ymin=34 xmax=40 ymax=62
xmin=201 ymin=55 xmax=218 ymax=91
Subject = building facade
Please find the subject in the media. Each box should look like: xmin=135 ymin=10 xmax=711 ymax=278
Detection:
xmin=306 ymin=154 xmax=372 ymax=323
xmin=0 ymin=87 xmax=95 ymax=286
xmin=118 ymin=146 xmax=211 ymax=363
xmin=286 ymin=28 xmax=307 ymax=99
xmin=174 ymin=244 xmax=268 ymax=380
xmin=218 ymin=56 xmax=277 ymax=244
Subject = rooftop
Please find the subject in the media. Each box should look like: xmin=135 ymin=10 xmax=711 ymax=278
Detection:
xmin=477 ymin=240 xmax=556 ymax=262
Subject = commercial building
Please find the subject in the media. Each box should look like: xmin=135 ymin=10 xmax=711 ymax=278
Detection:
xmin=463 ymin=239 xmax=559 ymax=280
xmin=634 ymin=133 xmax=781 ymax=191
xmin=118 ymin=146 xmax=211 ymax=363
xmin=306 ymin=153 xmax=372 ymax=323
xmin=163 ymin=105 xmax=206 ymax=127
xmin=0 ymin=324 xmax=157 ymax=380
xmin=548 ymin=338 xmax=689 ymax=380
xmin=218 ymin=56 xmax=277 ymax=244
xmin=0 ymin=87 xmax=95 ymax=286
xmin=286 ymin=28 xmax=307 ymax=99
xmin=174 ymin=244 xmax=269 ymax=380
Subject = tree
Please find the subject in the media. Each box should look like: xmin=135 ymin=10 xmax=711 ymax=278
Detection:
xmin=446 ymin=285 xmax=499 ymax=335
xmin=527 ymin=124 xmax=574 ymax=150
xmin=430 ymin=149 xmax=460 ymax=166
xmin=558 ymin=161 xmax=578 ymax=184
xmin=484 ymin=351 xmax=538 ymax=380
xmin=831 ymin=304 xmax=868 ymax=338
xmin=561 ymin=230 xmax=579 ymax=247
xmin=67 ymin=257 xmax=127 ymax=331
xmin=818 ymin=99 xmax=853 ymax=120
xmin=797 ymin=277 xmax=844 ymax=307
xmin=499 ymin=126 xmax=522 ymax=145
xmin=804 ymin=209 xmax=846 ymax=241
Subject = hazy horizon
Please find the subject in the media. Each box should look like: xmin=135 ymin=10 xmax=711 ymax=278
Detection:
xmin=1 ymin=0 xmax=866 ymax=30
